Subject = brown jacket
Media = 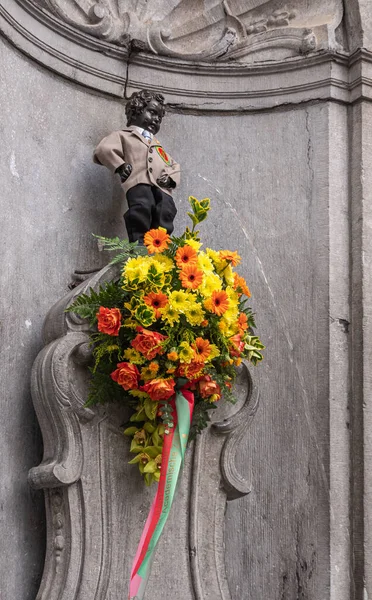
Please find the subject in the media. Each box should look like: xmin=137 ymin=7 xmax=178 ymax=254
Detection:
xmin=93 ymin=126 xmax=181 ymax=195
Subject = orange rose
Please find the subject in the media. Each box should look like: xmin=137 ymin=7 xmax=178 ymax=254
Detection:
xmin=111 ymin=362 xmax=139 ymax=390
xmin=141 ymin=378 xmax=176 ymax=401
xmin=229 ymin=333 xmax=245 ymax=358
xmin=131 ymin=327 xmax=168 ymax=360
xmin=96 ymin=307 xmax=122 ymax=336
xmin=198 ymin=375 xmax=221 ymax=400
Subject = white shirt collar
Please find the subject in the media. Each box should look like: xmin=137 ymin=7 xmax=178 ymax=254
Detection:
xmin=134 ymin=126 xmax=153 ymax=139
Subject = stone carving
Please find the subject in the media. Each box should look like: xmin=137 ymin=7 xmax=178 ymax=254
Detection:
xmin=28 ymin=0 xmax=344 ymax=61
xmin=28 ymin=263 xmax=259 ymax=599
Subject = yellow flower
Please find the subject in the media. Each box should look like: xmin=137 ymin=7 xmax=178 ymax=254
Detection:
xmin=206 ymin=248 xmax=226 ymax=272
xmin=161 ymin=304 xmax=180 ymax=326
xmin=199 ymin=272 xmax=222 ymax=297
xmin=185 ymin=238 xmax=202 ymax=252
xmin=208 ymin=344 xmax=220 ymax=361
xmin=184 ymin=303 xmax=205 ymax=326
xmin=123 ymin=257 xmax=149 ymax=283
xmin=197 ymin=252 xmax=214 ymax=274
xmin=152 ymin=254 xmax=174 ymax=272
xmin=123 ymin=348 xmax=146 ymax=364
xmin=168 ymin=290 xmax=192 ymax=313
xmin=178 ymin=341 xmax=195 ymax=364
xmin=222 ymin=264 xmax=235 ymax=287
xmin=140 ymin=362 xmax=159 ymax=381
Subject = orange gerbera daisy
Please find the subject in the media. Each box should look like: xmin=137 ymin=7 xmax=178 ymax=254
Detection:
xmin=175 ymin=245 xmax=198 ymax=268
xmin=233 ymin=273 xmax=251 ymax=297
xmin=179 ymin=264 xmax=204 ymax=289
xmin=219 ymin=250 xmax=241 ymax=266
xmin=144 ymin=228 xmax=170 ymax=253
xmin=204 ymin=290 xmax=229 ymax=316
xmin=192 ymin=338 xmax=211 ymax=362
xmin=143 ymin=292 xmax=168 ymax=318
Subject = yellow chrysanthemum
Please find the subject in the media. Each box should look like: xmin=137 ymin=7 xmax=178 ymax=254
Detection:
xmin=152 ymin=254 xmax=175 ymax=272
xmin=185 ymin=238 xmax=202 ymax=252
xmin=123 ymin=348 xmax=146 ymax=364
xmin=199 ymin=272 xmax=222 ymax=297
xmin=184 ymin=303 xmax=205 ymax=326
xmin=161 ymin=304 xmax=180 ymax=326
xmin=206 ymin=248 xmax=226 ymax=272
xmin=222 ymin=264 xmax=235 ymax=287
xmin=168 ymin=290 xmax=192 ymax=312
xmin=178 ymin=342 xmax=195 ymax=364
xmin=123 ymin=257 xmax=149 ymax=283
xmin=140 ymin=362 xmax=159 ymax=381
xmin=197 ymin=252 xmax=214 ymax=274
xmin=208 ymin=344 xmax=220 ymax=361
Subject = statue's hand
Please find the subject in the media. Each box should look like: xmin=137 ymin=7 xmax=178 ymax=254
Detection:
xmin=116 ymin=162 xmax=132 ymax=182
xmin=157 ymin=174 xmax=176 ymax=189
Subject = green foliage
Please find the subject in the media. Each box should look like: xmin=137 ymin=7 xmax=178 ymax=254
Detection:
xmin=85 ymin=366 xmax=129 ymax=407
xmin=93 ymin=235 xmax=143 ymax=265
xmin=66 ymin=281 xmax=125 ymax=325
xmin=189 ymin=401 xmax=217 ymax=441
xmin=187 ymin=196 xmax=211 ymax=230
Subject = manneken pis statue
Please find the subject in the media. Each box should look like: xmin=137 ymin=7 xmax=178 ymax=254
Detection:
xmin=93 ymin=89 xmax=180 ymax=243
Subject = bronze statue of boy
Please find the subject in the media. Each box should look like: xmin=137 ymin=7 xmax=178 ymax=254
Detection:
xmin=94 ymin=89 xmax=180 ymax=243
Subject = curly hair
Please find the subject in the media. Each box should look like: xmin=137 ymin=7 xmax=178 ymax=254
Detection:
xmin=125 ymin=89 xmax=166 ymax=126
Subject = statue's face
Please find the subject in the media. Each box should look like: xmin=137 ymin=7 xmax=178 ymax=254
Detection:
xmin=131 ymin=99 xmax=163 ymax=135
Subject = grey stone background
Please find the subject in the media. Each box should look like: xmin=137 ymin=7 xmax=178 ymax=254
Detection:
xmin=1 ymin=1 xmax=372 ymax=598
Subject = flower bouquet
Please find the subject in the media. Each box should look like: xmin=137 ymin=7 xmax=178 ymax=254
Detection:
xmin=67 ymin=196 xmax=264 ymax=599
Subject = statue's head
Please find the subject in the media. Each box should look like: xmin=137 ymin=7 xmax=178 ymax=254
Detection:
xmin=125 ymin=89 xmax=166 ymax=135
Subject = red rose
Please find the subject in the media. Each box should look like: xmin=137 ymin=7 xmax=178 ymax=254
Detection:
xmin=131 ymin=327 xmax=168 ymax=360
xmin=111 ymin=362 xmax=139 ymax=390
xmin=141 ymin=378 xmax=176 ymax=401
xmin=199 ymin=375 xmax=221 ymax=400
xmin=96 ymin=307 xmax=122 ymax=336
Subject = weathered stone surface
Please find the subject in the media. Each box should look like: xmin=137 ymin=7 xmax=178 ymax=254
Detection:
xmin=2 ymin=1 xmax=372 ymax=598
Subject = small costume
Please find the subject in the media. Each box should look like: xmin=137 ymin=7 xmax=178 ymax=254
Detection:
xmin=93 ymin=126 xmax=180 ymax=242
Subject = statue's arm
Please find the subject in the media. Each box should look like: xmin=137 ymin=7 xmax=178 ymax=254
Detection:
xmin=93 ymin=131 xmax=132 ymax=181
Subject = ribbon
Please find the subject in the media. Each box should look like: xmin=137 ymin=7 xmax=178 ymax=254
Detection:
xmin=129 ymin=389 xmax=194 ymax=600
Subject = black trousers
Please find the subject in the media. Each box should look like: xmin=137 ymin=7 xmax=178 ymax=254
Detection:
xmin=124 ymin=184 xmax=177 ymax=243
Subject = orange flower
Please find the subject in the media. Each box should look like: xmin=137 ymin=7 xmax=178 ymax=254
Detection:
xmin=219 ymin=250 xmax=241 ymax=266
xmin=175 ymin=245 xmax=198 ymax=268
xmin=143 ymin=292 xmax=168 ymax=318
xmin=167 ymin=351 xmax=179 ymax=361
xmin=179 ymin=264 xmax=203 ymax=289
xmin=177 ymin=361 xmax=204 ymax=380
xmin=144 ymin=228 xmax=170 ymax=253
xmin=111 ymin=362 xmax=139 ymax=390
xmin=233 ymin=273 xmax=251 ymax=297
xmin=192 ymin=338 xmax=211 ymax=362
xmin=96 ymin=306 xmax=122 ymax=336
xmin=131 ymin=327 xmax=168 ymax=360
xmin=237 ymin=313 xmax=248 ymax=335
xmin=229 ymin=333 xmax=245 ymax=358
xmin=141 ymin=378 xmax=176 ymax=401
xmin=204 ymin=290 xmax=229 ymax=316
xmin=198 ymin=375 xmax=221 ymax=400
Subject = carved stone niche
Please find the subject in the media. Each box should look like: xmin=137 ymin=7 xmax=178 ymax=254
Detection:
xmin=30 ymin=0 xmax=344 ymax=62
xmin=28 ymin=263 xmax=259 ymax=600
